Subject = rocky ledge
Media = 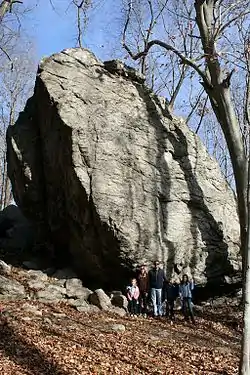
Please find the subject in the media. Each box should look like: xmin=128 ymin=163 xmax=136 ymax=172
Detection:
xmin=0 ymin=260 xmax=127 ymax=317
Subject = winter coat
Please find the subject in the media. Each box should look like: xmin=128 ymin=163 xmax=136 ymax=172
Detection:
xmin=148 ymin=268 xmax=166 ymax=289
xmin=126 ymin=285 xmax=140 ymax=301
xmin=179 ymin=281 xmax=194 ymax=299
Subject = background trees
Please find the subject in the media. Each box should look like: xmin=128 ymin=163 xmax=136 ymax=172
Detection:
xmin=0 ymin=0 xmax=36 ymax=209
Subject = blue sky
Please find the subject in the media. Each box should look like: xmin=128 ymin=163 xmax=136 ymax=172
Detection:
xmin=22 ymin=0 xmax=123 ymax=63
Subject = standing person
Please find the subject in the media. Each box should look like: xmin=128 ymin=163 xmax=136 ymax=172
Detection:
xmin=179 ymin=274 xmax=195 ymax=324
xmin=126 ymin=278 xmax=140 ymax=316
xmin=148 ymin=261 xmax=166 ymax=317
xmin=137 ymin=264 xmax=149 ymax=316
xmin=164 ymin=279 xmax=179 ymax=322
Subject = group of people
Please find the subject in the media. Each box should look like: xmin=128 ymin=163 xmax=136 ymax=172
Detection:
xmin=126 ymin=261 xmax=195 ymax=324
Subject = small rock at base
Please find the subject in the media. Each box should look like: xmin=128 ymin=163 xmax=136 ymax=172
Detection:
xmin=110 ymin=324 xmax=126 ymax=333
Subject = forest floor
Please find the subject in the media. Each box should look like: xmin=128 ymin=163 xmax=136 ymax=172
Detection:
xmin=0 ymin=299 xmax=241 ymax=375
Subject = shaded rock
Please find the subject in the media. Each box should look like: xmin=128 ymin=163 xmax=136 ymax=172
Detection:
xmin=76 ymin=301 xmax=91 ymax=313
xmin=68 ymin=298 xmax=98 ymax=313
xmin=67 ymin=298 xmax=87 ymax=307
xmin=52 ymin=268 xmax=77 ymax=280
xmin=111 ymin=295 xmax=128 ymax=310
xmin=110 ymin=323 xmax=126 ymax=333
xmin=35 ymin=284 xmax=66 ymax=302
xmin=65 ymin=278 xmax=92 ymax=299
xmin=65 ymin=278 xmax=83 ymax=289
xmin=43 ymin=267 xmax=56 ymax=277
xmin=66 ymin=282 xmax=92 ymax=299
xmin=27 ymin=270 xmax=48 ymax=282
xmin=52 ymin=312 xmax=67 ymax=318
xmin=0 ymin=275 xmax=25 ymax=297
xmin=88 ymin=305 xmax=100 ymax=313
xmin=109 ymin=306 xmax=127 ymax=317
xmin=224 ymin=274 xmax=242 ymax=284
xmin=88 ymin=289 xmax=111 ymax=310
xmin=0 ymin=205 xmax=35 ymax=259
xmin=23 ymin=260 xmax=41 ymax=270
xmin=110 ymin=290 xmax=122 ymax=297
xmin=53 ymin=278 xmax=66 ymax=287
xmin=0 ymin=260 xmax=11 ymax=275
xmin=7 ymin=48 xmax=241 ymax=286
xmin=27 ymin=280 xmax=46 ymax=290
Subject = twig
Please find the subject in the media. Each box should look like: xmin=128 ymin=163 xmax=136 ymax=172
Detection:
xmin=0 ymin=46 xmax=13 ymax=70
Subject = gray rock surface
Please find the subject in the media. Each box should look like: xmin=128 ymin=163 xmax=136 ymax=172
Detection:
xmin=0 ymin=260 xmax=11 ymax=275
xmin=65 ymin=279 xmax=92 ymax=299
xmin=110 ymin=323 xmax=126 ymax=333
xmin=0 ymin=275 xmax=25 ymax=297
xmin=89 ymin=289 xmax=111 ymax=310
xmin=7 ymin=48 xmax=241 ymax=286
xmin=109 ymin=306 xmax=127 ymax=317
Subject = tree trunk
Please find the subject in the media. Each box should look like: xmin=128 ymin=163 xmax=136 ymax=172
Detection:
xmin=194 ymin=0 xmax=248 ymax=258
xmin=240 ymin=151 xmax=250 ymax=374
xmin=206 ymin=84 xmax=248 ymax=256
xmin=0 ymin=0 xmax=11 ymax=22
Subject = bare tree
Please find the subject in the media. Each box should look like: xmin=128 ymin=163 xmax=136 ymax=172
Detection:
xmin=0 ymin=45 xmax=36 ymax=209
xmin=0 ymin=0 xmax=36 ymax=209
xmin=122 ymin=0 xmax=199 ymax=111
xmin=71 ymin=0 xmax=92 ymax=47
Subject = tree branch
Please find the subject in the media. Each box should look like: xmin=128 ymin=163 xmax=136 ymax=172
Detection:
xmin=221 ymin=68 xmax=235 ymax=88
xmin=0 ymin=45 xmax=13 ymax=70
xmin=123 ymin=38 xmax=211 ymax=88
xmin=0 ymin=0 xmax=22 ymax=22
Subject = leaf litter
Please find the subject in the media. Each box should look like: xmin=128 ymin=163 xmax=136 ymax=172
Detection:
xmin=0 ymin=300 xmax=240 ymax=374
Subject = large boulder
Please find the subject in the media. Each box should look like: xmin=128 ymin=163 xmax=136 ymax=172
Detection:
xmin=7 ymin=48 xmax=240 ymax=286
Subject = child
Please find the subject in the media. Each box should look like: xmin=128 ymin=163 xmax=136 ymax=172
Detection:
xmin=126 ymin=278 xmax=140 ymax=316
xmin=179 ymin=274 xmax=195 ymax=324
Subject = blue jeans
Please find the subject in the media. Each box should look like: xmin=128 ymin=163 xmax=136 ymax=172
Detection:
xmin=182 ymin=297 xmax=195 ymax=323
xmin=151 ymin=288 xmax=162 ymax=316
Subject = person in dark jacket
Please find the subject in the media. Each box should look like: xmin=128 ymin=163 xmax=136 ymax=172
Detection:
xmin=163 ymin=280 xmax=179 ymax=321
xmin=148 ymin=261 xmax=166 ymax=317
xmin=137 ymin=264 xmax=149 ymax=316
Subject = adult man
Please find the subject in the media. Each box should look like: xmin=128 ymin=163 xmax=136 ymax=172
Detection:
xmin=137 ymin=265 xmax=149 ymax=316
xmin=148 ymin=261 xmax=166 ymax=317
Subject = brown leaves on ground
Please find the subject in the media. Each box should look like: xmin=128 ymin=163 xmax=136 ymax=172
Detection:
xmin=0 ymin=301 xmax=240 ymax=375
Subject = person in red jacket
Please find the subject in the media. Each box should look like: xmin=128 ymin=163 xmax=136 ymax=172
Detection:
xmin=137 ymin=264 xmax=149 ymax=316
xmin=126 ymin=278 xmax=140 ymax=316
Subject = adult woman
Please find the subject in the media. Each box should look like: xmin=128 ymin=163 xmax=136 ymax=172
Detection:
xmin=179 ymin=274 xmax=195 ymax=324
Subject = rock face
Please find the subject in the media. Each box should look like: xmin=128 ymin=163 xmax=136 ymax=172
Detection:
xmin=7 ymin=48 xmax=240 ymax=286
